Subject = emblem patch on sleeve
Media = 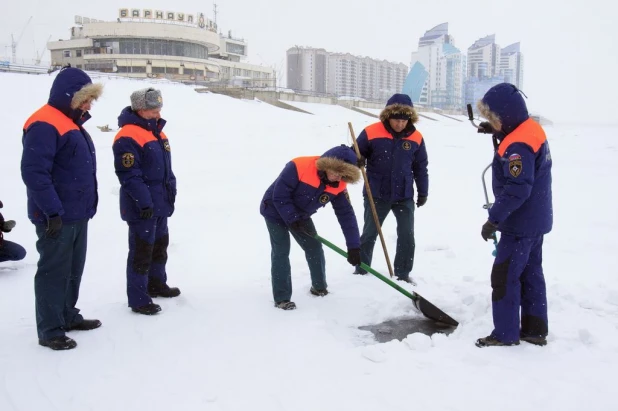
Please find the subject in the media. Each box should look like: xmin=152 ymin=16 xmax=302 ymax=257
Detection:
xmin=122 ymin=153 xmax=135 ymax=168
xmin=509 ymin=159 xmax=522 ymax=177
xmin=319 ymin=194 xmax=330 ymax=204
xmin=344 ymin=190 xmax=351 ymax=204
xmin=163 ymin=141 xmax=171 ymax=152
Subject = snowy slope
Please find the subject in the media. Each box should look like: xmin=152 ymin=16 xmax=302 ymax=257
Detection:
xmin=0 ymin=72 xmax=617 ymax=411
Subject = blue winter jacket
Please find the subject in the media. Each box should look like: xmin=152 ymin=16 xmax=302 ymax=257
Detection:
xmin=482 ymin=83 xmax=553 ymax=237
xmin=260 ymin=147 xmax=360 ymax=248
xmin=113 ymin=107 xmax=177 ymax=221
xmin=21 ymin=68 xmax=98 ymax=224
xmin=356 ymin=122 xmax=429 ymax=202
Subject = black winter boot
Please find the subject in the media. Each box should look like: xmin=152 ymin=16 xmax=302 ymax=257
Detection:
xmin=353 ymin=266 xmax=367 ymax=275
xmin=39 ymin=336 xmax=77 ymax=350
xmin=131 ymin=303 xmax=162 ymax=315
xmin=520 ymin=334 xmax=547 ymax=346
xmin=274 ymin=301 xmax=296 ymax=310
xmin=66 ymin=319 xmax=102 ymax=331
xmin=396 ymin=276 xmax=417 ymax=286
xmin=149 ymin=286 xmax=181 ymax=298
xmin=310 ymin=287 xmax=328 ymax=297
xmin=475 ymin=335 xmax=520 ymax=348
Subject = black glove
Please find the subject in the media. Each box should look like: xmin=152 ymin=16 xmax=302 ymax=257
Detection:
xmin=347 ymin=248 xmax=361 ymax=266
xmin=481 ymin=220 xmax=498 ymax=241
xmin=140 ymin=207 xmax=154 ymax=219
xmin=477 ymin=121 xmax=494 ymax=134
xmin=289 ymin=219 xmax=317 ymax=237
xmin=46 ymin=215 xmax=63 ymax=238
xmin=1 ymin=220 xmax=16 ymax=233
xmin=416 ymin=196 xmax=427 ymax=207
xmin=356 ymin=156 xmax=366 ymax=168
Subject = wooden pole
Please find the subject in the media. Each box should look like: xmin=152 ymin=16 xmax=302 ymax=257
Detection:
xmin=348 ymin=122 xmax=394 ymax=278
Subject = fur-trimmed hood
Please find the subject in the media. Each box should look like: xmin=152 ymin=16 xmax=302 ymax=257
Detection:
xmin=477 ymin=83 xmax=529 ymax=135
xmin=315 ymin=145 xmax=361 ymax=184
xmin=379 ymin=104 xmax=419 ymax=125
xmin=48 ymin=67 xmax=103 ymax=123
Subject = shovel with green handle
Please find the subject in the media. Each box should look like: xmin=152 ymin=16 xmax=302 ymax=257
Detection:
xmin=316 ymin=234 xmax=458 ymax=327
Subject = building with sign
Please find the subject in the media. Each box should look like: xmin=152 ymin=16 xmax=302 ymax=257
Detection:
xmin=46 ymin=9 xmax=275 ymax=86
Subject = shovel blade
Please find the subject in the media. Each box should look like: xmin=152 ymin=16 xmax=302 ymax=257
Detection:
xmin=413 ymin=294 xmax=459 ymax=327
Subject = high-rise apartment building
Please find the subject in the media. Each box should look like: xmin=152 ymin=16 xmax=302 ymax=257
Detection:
xmin=467 ymin=34 xmax=501 ymax=79
xmin=286 ymin=47 xmax=328 ymax=94
xmin=402 ymin=23 xmax=465 ymax=110
xmin=464 ymin=35 xmax=524 ymax=109
xmin=499 ymin=42 xmax=524 ymax=90
xmin=286 ymin=47 xmax=407 ymax=101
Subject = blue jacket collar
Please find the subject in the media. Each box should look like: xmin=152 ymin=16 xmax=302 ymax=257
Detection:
xmin=117 ymin=106 xmax=166 ymax=133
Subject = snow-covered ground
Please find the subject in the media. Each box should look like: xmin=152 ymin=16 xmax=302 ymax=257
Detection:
xmin=0 ymin=72 xmax=617 ymax=411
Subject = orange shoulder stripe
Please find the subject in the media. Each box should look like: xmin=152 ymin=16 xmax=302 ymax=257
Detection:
xmin=365 ymin=122 xmax=392 ymax=141
xmin=114 ymin=124 xmax=157 ymax=147
xmin=404 ymin=130 xmax=423 ymax=145
xmin=23 ymin=104 xmax=79 ymax=136
xmin=498 ymin=119 xmax=546 ymax=157
xmin=365 ymin=122 xmax=423 ymax=145
xmin=292 ymin=156 xmax=346 ymax=194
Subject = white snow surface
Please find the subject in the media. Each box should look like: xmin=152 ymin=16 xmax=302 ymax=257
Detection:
xmin=0 ymin=72 xmax=617 ymax=411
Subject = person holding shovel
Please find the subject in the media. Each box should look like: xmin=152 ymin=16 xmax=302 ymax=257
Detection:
xmin=260 ymin=145 xmax=362 ymax=310
xmin=475 ymin=83 xmax=552 ymax=348
xmin=353 ymin=94 xmax=429 ymax=285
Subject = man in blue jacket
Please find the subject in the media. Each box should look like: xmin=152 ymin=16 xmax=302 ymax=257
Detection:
xmin=113 ymin=88 xmax=179 ymax=316
xmin=475 ymin=83 xmax=553 ymax=348
xmin=21 ymin=67 xmax=103 ymax=350
xmin=354 ymin=94 xmax=429 ymax=284
xmin=260 ymin=145 xmax=362 ymax=310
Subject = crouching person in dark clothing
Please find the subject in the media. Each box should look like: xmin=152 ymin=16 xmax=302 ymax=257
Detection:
xmin=475 ymin=83 xmax=553 ymax=348
xmin=21 ymin=67 xmax=103 ymax=350
xmin=260 ymin=145 xmax=362 ymax=310
xmin=0 ymin=200 xmax=26 ymax=263
xmin=113 ymin=88 xmax=179 ymax=316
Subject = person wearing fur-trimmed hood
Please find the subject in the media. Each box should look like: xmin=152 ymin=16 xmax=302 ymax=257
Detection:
xmin=353 ymin=93 xmax=429 ymax=284
xmin=21 ymin=67 xmax=103 ymax=351
xmin=475 ymin=83 xmax=553 ymax=348
xmin=260 ymin=145 xmax=362 ymax=310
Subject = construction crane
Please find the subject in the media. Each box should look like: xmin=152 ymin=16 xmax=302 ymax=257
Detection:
xmin=11 ymin=16 xmax=33 ymax=63
xmin=35 ymin=35 xmax=52 ymax=65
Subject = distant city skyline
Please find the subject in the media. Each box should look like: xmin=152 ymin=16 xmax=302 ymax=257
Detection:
xmin=1 ymin=0 xmax=615 ymax=123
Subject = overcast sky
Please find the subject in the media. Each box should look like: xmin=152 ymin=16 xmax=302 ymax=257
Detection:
xmin=1 ymin=0 xmax=616 ymax=124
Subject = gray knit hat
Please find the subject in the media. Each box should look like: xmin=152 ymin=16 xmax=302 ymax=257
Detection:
xmin=130 ymin=87 xmax=163 ymax=111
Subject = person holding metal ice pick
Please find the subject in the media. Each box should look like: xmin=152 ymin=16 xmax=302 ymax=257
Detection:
xmin=474 ymin=83 xmax=553 ymax=348
xmin=260 ymin=145 xmax=362 ymax=310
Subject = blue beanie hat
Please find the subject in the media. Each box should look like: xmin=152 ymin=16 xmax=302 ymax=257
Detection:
xmin=386 ymin=93 xmax=413 ymax=108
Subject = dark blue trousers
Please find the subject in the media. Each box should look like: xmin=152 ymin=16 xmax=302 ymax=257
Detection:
xmin=34 ymin=220 xmax=88 ymax=340
xmin=0 ymin=239 xmax=27 ymax=262
xmin=126 ymin=217 xmax=169 ymax=308
xmin=265 ymin=218 xmax=326 ymax=303
xmin=358 ymin=197 xmax=415 ymax=279
xmin=491 ymin=234 xmax=548 ymax=344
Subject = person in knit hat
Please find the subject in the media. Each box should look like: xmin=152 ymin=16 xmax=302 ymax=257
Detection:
xmin=352 ymin=93 xmax=429 ymax=285
xmin=113 ymin=87 xmax=179 ymax=316
xmin=260 ymin=145 xmax=362 ymax=310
